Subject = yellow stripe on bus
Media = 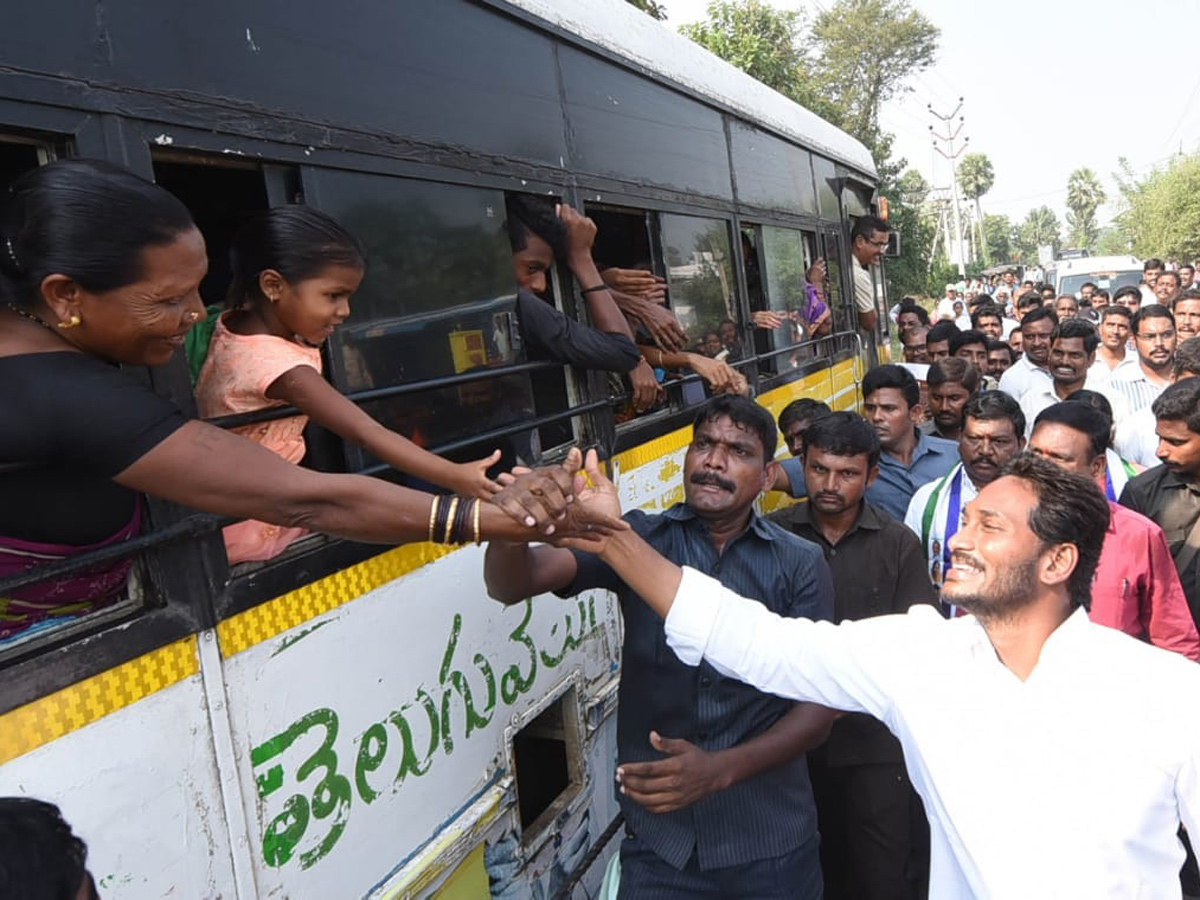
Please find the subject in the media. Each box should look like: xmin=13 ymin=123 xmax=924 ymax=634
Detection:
xmin=0 ymin=635 xmax=198 ymax=765
xmin=216 ymin=541 xmax=457 ymax=658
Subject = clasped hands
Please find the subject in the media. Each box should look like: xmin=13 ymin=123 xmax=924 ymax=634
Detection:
xmin=490 ymin=447 xmax=626 ymax=547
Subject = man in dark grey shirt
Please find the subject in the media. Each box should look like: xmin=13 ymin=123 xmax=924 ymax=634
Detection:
xmin=484 ymin=396 xmax=834 ymax=898
xmin=771 ymin=412 xmax=936 ymax=900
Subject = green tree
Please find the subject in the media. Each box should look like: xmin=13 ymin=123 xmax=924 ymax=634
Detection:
xmin=626 ymin=0 xmax=668 ymax=19
xmin=1093 ymin=226 xmax=1131 ymax=257
xmin=982 ymin=214 xmax=1013 ymax=263
xmin=1119 ymin=151 xmax=1200 ymax=260
xmin=1065 ymin=168 xmax=1106 ymax=250
xmin=1014 ymin=206 xmax=1061 ymax=263
xmin=680 ymin=1 xmax=807 ymax=101
xmin=883 ymin=169 xmax=935 ymax=299
xmin=957 ymin=153 xmax=995 ymax=264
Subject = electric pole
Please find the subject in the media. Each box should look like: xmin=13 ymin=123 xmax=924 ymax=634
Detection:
xmin=930 ymin=98 xmax=968 ymax=277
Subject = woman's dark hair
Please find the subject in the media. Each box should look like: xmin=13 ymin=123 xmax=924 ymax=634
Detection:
xmin=1000 ymin=454 xmax=1110 ymax=610
xmin=504 ymin=193 xmax=568 ymax=262
xmin=227 ymin=206 xmax=364 ymax=309
xmin=778 ymin=397 xmax=831 ymax=434
xmin=0 ymin=797 xmax=92 ymax=899
xmin=803 ymin=411 xmax=880 ymax=468
xmin=0 ymin=158 xmax=195 ymax=308
xmin=693 ymin=395 xmax=777 ymax=461
xmin=1153 ymin=378 xmax=1200 ymax=435
xmin=862 ymin=364 xmax=919 ymax=410
xmin=1033 ymin=401 xmax=1109 ymax=461
xmin=964 ymin=390 xmax=1025 ymax=438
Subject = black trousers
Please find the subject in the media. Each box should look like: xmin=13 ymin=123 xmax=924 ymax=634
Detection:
xmin=809 ymin=758 xmax=930 ymax=900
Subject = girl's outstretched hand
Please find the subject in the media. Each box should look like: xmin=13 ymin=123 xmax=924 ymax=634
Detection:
xmin=454 ymin=448 xmax=503 ymax=500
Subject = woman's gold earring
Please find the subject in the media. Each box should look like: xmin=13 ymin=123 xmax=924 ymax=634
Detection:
xmin=57 ymin=314 xmax=81 ymax=330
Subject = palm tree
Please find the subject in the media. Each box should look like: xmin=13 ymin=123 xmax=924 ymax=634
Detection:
xmin=958 ymin=153 xmax=995 ymax=265
xmin=1065 ymin=168 xmax=1106 ymax=250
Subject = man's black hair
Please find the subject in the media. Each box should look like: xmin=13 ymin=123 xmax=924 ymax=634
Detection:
xmin=862 ymin=364 xmax=919 ymax=410
xmin=999 ymin=454 xmax=1110 ymax=611
xmin=1113 ymin=285 xmax=1142 ymax=305
xmin=1174 ymin=336 xmax=1200 ymax=377
xmin=897 ymin=301 xmax=930 ymax=325
xmin=949 ymin=329 xmax=988 ymax=356
xmin=1064 ymin=389 xmax=1114 ymax=424
xmin=926 ymin=321 xmax=961 ymax=345
xmin=1100 ymin=304 xmax=1132 ymax=323
xmin=1176 ymin=288 xmax=1200 ymax=304
xmin=987 ymin=339 xmax=1016 ymax=364
xmin=1033 ymin=401 xmax=1109 ymax=461
xmin=803 ymin=410 xmax=880 ymax=469
xmin=850 ymin=215 xmax=890 ymax=243
xmin=928 ymin=357 xmax=980 ymax=392
xmin=1144 ymin=257 xmax=1165 ymax=272
xmin=1020 ymin=306 xmax=1058 ymax=329
xmin=963 ymin=390 xmax=1025 ymax=438
xmin=970 ymin=303 xmax=1003 ymax=328
xmin=1050 ymin=318 xmax=1099 ymax=354
xmin=504 ymin=193 xmax=568 ymax=261
xmin=1131 ymin=303 xmax=1175 ymax=334
xmin=1016 ymin=291 xmax=1043 ymax=310
xmin=778 ymin=398 xmax=832 ymax=435
xmin=1157 ymin=270 xmax=1182 ymax=288
xmin=1081 ymin=281 xmax=1098 ymax=292
xmin=693 ymin=395 xmax=778 ymax=461
xmin=1152 ymin=378 xmax=1200 ymax=435
xmin=0 ymin=798 xmax=93 ymax=900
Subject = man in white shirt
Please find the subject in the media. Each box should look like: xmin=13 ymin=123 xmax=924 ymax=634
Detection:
xmin=1140 ymin=258 xmax=1164 ymax=306
xmin=851 ymin=216 xmax=888 ymax=334
xmin=1109 ymin=305 xmax=1177 ymax=412
xmin=1114 ymin=336 xmax=1200 ymax=467
xmin=998 ymin=306 xmax=1056 ymax=399
xmin=1019 ymin=319 xmax=1130 ymax=437
xmin=557 ymin=454 xmax=1200 ymax=900
xmin=1088 ymin=304 xmax=1137 ymax=385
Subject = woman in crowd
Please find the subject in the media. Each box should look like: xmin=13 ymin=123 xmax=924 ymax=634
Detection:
xmin=0 ymin=159 xmax=599 ymax=639
xmin=196 ymin=207 xmax=501 ymax=564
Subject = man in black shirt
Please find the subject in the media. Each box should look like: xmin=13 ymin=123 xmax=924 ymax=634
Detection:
xmin=1120 ymin=378 xmax=1200 ymax=628
xmin=484 ymin=396 xmax=834 ymax=898
xmin=770 ymin=412 xmax=936 ymax=900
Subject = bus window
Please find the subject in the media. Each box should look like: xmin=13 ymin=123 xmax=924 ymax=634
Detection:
xmin=660 ymin=213 xmax=739 ymax=354
xmin=822 ymin=231 xmax=851 ymax=334
xmin=758 ymin=225 xmax=823 ymax=373
xmin=304 ymin=170 xmax=537 ymax=473
xmin=0 ymin=138 xmax=47 ymax=188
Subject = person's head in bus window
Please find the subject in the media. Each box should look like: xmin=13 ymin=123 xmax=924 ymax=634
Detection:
xmin=778 ymin=397 xmax=832 ymax=458
xmin=901 ymin=324 xmax=930 ymax=364
xmin=1143 ymin=258 xmax=1164 ymax=287
xmin=0 ymin=798 xmax=98 ymax=900
xmin=226 ymin=206 xmax=365 ymax=348
xmin=718 ymin=318 xmax=741 ymax=351
xmin=701 ymin=330 xmax=723 ymax=357
xmin=1153 ymin=269 xmax=1181 ymax=305
xmin=1054 ymin=294 xmax=1078 ymax=321
xmin=850 ymin=215 xmax=890 ymax=268
xmin=1113 ymin=285 xmax=1142 ymax=314
xmin=505 ymin=194 xmax=568 ymax=294
xmin=926 ymin=321 xmax=959 ymax=363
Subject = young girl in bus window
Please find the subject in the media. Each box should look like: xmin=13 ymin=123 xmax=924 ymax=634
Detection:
xmin=196 ymin=206 xmax=503 ymax=565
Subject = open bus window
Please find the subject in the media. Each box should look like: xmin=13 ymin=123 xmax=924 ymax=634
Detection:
xmin=304 ymin=170 xmax=539 ymax=474
xmin=757 ymin=225 xmax=824 ymax=374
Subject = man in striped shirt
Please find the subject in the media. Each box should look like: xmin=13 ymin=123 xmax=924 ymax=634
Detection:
xmin=1108 ymin=305 xmax=1176 ymax=412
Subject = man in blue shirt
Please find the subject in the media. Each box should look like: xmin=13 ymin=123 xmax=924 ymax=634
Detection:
xmin=861 ymin=365 xmax=959 ymax=519
xmin=483 ymin=396 xmax=835 ymax=898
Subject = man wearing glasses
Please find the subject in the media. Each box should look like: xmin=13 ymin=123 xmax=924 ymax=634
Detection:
xmin=1109 ymin=305 xmax=1178 ymax=412
xmin=850 ymin=215 xmax=890 ymax=334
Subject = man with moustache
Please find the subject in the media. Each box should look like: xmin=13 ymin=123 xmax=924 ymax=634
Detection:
xmin=1109 ymin=305 xmax=1177 ymax=412
xmin=1174 ymin=289 xmax=1200 ymax=344
xmin=1018 ymin=319 xmax=1128 ymax=438
xmin=905 ymin=392 xmax=1026 ymax=604
xmin=998 ymin=306 xmax=1057 ymax=400
xmin=1154 ymin=269 xmax=1182 ymax=306
xmin=483 ymin=396 xmax=835 ymax=898
xmin=921 ymin=358 xmax=978 ymax=441
xmin=770 ymin=413 xmax=936 ymax=899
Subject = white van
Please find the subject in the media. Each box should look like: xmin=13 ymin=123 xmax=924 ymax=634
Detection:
xmin=1051 ymin=254 xmax=1144 ymax=299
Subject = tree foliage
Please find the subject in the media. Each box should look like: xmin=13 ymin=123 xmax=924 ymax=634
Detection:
xmin=1116 ymin=152 xmax=1200 ymax=261
xmin=626 ymin=0 xmax=668 ymax=20
xmin=957 ymin=153 xmax=994 ymax=201
xmin=1013 ymin=206 xmax=1061 ymax=263
xmin=1065 ymin=167 xmax=1106 ymax=250
xmin=679 ymin=2 xmax=807 ymax=101
xmin=982 ymin=214 xmax=1013 ymax=263
xmin=884 ymin=169 xmax=936 ymax=299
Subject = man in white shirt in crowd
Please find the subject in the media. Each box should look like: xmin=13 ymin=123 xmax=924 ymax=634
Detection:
xmin=1019 ymin=319 xmax=1129 ymax=438
xmin=1088 ymin=304 xmax=1137 ymax=385
xmin=1108 ymin=305 xmax=1177 ymax=413
xmin=1115 ymin=336 xmax=1200 ymax=468
xmin=1140 ymin=258 xmax=1165 ymax=306
xmin=998 ymin=306 xmax=1056 ymax=400
xmin=850 ymin=216 xmax=887 ymax=335
xmin=553 ymin=454 xmax=1200 ymax=900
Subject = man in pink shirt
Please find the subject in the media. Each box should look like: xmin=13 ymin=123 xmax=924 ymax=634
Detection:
xmin=1029 ymin=402 xmax=1199 ymax=659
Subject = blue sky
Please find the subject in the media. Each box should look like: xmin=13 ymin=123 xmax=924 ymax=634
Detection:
xmin=657 ymin=0 xmax=1200 ymax=229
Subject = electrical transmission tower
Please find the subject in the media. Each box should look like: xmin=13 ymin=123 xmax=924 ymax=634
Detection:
xmin=930 ymin=98 xmax=968 ymax=277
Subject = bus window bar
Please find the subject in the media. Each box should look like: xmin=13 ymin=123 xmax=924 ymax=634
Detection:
xmin=207 ymin=359 xmax=564 ymax=429
xmin=0 ymin=400 xmax=616 ymax=597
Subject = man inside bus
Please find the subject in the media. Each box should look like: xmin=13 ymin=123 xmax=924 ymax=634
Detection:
xmin=504 ymin=194 xmax=659 ymax=411
xmin=484 ymin=396 xmax=835 ymax=899
xmin=850 ymin=215 xmax=888 ymax=333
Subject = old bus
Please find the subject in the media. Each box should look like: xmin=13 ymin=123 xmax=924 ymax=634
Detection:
xmin=0 ymin=0 xmax=885 ymax=896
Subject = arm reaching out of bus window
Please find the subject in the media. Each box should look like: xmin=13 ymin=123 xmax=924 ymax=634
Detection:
xmin=640 ymin=346 xmax=748 ymax=396
xmin=601 ymin=267 xmax=667 ymax=304
xmin=558 ymin=205 xmax=639 ymax=341
xmin=116 ymin=425 xmax=620 ymax=544
xmin=264 ymin=364 xmax=504 ymax=503
xmin=610 ymin=288 xmax=688 ymax=352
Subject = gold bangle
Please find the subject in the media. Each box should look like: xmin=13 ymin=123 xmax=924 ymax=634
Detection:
xmin=442 ymin=497 xmax=460 ymax=544
xmin=427 ymin=496 xmax=440 ymax=543
xmin=473 ymin=497 xmax=482 ymax=546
